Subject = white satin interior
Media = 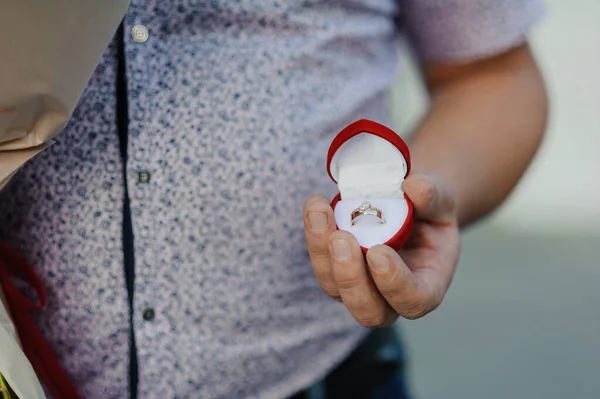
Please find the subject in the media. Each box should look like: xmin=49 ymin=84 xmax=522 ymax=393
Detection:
xmin=334 ymin=197 xmax=409 ymax=249
xmin=330 ymin=133 xmax=407 ymax=200
xmin=330 ymin=132 xmax=409 ymax=248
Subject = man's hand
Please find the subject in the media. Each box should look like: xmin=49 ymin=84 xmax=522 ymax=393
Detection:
xmin=303 ymin=172 xmax=459 ymax=326
xmin=303 ymin=45 xmax=546 ymax=327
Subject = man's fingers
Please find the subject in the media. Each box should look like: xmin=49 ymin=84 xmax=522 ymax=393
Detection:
xmin=328 ymin=231 xmax=397 ymax=327
xmin=403 ymin=173 xmax=455 ymax=223
xmin=304 ymin=195 xmax=339 ymax=299
xmin=366 ymin=245 xmax=443 ymax=320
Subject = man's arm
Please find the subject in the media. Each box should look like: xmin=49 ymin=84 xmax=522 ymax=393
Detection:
xmin=409 ymin=44 xmax=548 ymax=226
xmin=303 ymin=43 xmax=547 ymax=325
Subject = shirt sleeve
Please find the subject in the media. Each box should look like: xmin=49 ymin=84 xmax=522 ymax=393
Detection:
xmin=0 ymin=0 xmax=130 ymax=190
xmin=399 ymin=0 xmax=545 ymax=62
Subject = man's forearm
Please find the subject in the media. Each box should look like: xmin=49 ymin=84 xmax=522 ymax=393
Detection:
xmin=407 ymin=44 xmax=548 ymax=227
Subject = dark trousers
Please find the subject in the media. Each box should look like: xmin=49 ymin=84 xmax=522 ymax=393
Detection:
xmin=290 ymin=327 xmax=411 ymax=399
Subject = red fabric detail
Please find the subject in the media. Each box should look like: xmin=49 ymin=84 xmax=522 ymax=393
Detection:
xmin=326 ymin=119 xmax=411 ymax=183
xmin=0 ymin=242 xmax=82 ymax=399
xmin=328 ymin=120 xmax=414 ymax=253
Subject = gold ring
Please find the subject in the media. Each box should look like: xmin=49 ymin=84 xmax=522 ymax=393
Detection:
xmin=351 ymin=200 xmax=385 ymax=226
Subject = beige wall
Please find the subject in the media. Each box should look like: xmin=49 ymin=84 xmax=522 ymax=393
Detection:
xmin=391 ymin=0 xmax=600 ymax=236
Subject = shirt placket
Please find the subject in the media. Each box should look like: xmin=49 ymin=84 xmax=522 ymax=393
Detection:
xmin=122 ymin=5 xmax=161 ymax=396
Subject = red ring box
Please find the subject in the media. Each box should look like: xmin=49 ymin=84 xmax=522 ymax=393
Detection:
xmin=327 ymin=119 xmax=414 ymax=254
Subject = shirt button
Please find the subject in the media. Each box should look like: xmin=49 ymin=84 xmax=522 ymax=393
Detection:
xmin=131 ymin=24 xmax=149 ymax=43
xmin=138 ymin=171 xmax=151 ymax=184
xmin=142 ymin=308 xmax=155 ymax=321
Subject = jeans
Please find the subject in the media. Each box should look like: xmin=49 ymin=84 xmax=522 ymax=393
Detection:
xmin=289 ymin=326 xmax=411 ymax=399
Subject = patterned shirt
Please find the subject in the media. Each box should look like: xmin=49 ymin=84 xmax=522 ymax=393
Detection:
xmin=0 ymin=1 xmax=543 ymax=398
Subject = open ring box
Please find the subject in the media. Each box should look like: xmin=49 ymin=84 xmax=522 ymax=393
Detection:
xmin=327 ymin=119 xmax=414 ymax=254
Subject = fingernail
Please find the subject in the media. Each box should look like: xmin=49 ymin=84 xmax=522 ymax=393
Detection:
xmin=331 ymin=239 xmax=351 ymax=260
xmin=308 ymin=213 xmax=328 ymax=232
xmin=369 ymin=253 xmax=389 ymax=274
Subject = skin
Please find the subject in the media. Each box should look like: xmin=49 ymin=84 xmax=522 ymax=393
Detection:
xmin=304 ymin=44 xmax=548 ymax=326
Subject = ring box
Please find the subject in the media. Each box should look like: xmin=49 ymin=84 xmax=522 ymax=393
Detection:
xmin=327 ymin=119 xmax=414 ymax=253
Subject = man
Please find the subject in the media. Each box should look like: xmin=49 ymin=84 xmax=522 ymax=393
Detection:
xmin=0 ymin=0 xmax=547 ymax=398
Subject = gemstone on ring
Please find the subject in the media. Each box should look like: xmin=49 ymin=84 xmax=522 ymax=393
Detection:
xmin=351 ymin=200 xmax=385 ymax=226
xmin=358 ymin=200 xmax=371 ymax=212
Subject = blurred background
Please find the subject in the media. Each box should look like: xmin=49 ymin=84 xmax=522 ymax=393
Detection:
xmin=390 ymin=1 xmax=600 ymax=398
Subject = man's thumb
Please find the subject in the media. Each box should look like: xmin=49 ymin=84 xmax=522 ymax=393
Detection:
xmin=403 ymin=172 xmax=456 ymax=223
